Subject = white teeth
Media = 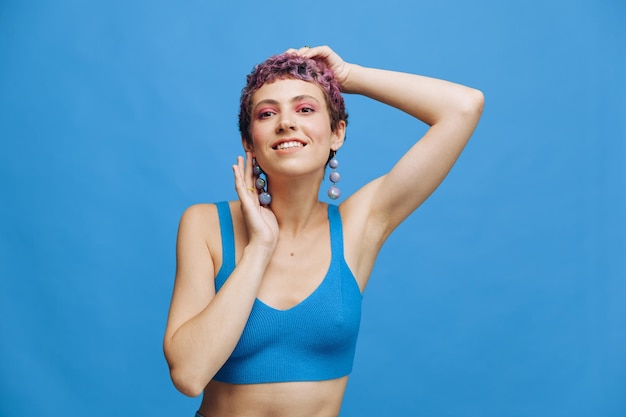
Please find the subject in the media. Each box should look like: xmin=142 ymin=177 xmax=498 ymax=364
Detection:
xmin=276 ymin=141 xmax=303 ymax=150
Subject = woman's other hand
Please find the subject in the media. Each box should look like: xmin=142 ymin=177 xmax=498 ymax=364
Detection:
xmin=286 ymin=45 xmax=355 ymax=93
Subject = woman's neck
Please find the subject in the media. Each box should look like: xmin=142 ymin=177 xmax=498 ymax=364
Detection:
xmin=266 ymin=175 xmax=327 ymax=236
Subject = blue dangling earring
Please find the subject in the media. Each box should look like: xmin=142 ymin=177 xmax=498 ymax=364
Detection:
xmin=327 ymin=151 xmax=341 ymax=200
xmin=252 ymin=158 xmax=271 ymax=205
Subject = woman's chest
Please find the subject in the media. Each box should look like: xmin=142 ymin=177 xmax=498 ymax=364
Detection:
xmin=256 ymin=234 xmax=332 ymax=310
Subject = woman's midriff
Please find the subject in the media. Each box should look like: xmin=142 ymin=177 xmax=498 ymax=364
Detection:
xmin=197 ymin=376 xmax=349 ymax=417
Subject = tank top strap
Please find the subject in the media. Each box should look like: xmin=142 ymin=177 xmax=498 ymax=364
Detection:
xmin=327 ymin=204 xmax=344 ymax=260
xmin=215 ymin=201 xmax=235 ymax=290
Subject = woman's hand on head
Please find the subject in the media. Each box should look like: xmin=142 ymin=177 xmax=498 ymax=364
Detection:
xmin=286 ymin=45 xmax=354 ymax=92
xmin=232 ymin=153 xmax=279 ymax=252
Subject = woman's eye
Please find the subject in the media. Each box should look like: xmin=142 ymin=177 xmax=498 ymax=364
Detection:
xmin=259 ymin=111 xmax=275 ymax=119
xmin=298 ymin=106 xmax=315 ymax=114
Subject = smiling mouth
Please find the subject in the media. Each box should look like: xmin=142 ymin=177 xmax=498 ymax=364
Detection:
xmin=273 ymin=140 xmax=306 ymax=150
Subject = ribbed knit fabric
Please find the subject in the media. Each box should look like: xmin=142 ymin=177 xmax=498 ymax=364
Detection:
xmin=212 ymin=202 xmax=362 ymax=384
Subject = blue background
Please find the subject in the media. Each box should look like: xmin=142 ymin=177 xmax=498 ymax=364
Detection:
xmin=1 ymin=1 xmax=624 ymax=416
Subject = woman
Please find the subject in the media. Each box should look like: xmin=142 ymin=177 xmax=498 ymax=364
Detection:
xmin=163 ymin=45 xmax=484 ymax=417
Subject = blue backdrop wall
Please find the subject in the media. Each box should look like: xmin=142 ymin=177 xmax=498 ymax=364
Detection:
xmin=1 ymin=1 xmax=624 ymax=416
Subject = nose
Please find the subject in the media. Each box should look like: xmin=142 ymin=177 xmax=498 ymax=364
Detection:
xmin=276 ymin=115 xmax=296 ymax=133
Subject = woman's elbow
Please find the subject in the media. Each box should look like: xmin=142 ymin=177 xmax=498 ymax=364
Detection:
xmin=465 ymin=88 xmax=485 ymax=119
xmin=169 ymin=367 xmax=207 ymax=397
xmin=448 ymin=87 xmax=483 ymax=127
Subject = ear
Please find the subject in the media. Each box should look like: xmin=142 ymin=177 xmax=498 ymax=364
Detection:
xmin=241 ymin=135 xmax=254 ymax=153
xmin=330 ymin=120 xmax=346 ymax=151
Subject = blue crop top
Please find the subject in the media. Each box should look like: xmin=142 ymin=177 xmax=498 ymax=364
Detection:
xmin=212 ymin=201 xmax=363 ymax=384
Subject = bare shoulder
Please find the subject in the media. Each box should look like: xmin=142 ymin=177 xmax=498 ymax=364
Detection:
xmin=178 ymin=202 xmax=236 ymax=265
xmin=175 ymin=203 xmax=221 ymax=276
xmin=179 ymin=203 xmax=217 ymax=229
xmin=178 ymin=201 xmax=245 ymax=264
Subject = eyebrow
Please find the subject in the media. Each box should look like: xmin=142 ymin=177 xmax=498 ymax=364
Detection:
xmin=253 ymin=95 xmax=321 ymax=111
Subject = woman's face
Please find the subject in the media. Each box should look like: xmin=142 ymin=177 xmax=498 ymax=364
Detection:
xmin=247 ymin=78 xmax=345 ymax=178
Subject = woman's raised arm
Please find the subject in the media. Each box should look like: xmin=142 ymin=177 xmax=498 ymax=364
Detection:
xmin=298 ymin=46 xmax=484 ymax=241
xmin=349 ymin=64 xmax=483 ymax=235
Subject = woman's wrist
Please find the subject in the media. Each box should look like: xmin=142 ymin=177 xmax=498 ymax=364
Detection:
xmin=242 ymin=240 xmax=275 ymax=266
xmin=339 ymin=63 xmax=363 ymax=94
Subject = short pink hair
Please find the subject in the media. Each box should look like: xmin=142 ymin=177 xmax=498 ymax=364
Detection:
xmin=239 ymin=52 xmax=348 ymax=145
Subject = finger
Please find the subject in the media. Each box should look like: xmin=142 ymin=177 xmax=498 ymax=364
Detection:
xmin=233 ymin=156 xmax=253 ymax=199
xmin=244 ymin=151 xmax=255 ymax=191
xmin=284 ymin=46 xmax=315 ymax=57
xmin=232 ymin=156 xmax=245 ymax=194
xmin=297 ymin=46 xmax=315 ymax=56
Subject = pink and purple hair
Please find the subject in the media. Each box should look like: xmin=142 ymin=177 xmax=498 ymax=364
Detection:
xmin=238 ymin=52 xmax=348 ymax=145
